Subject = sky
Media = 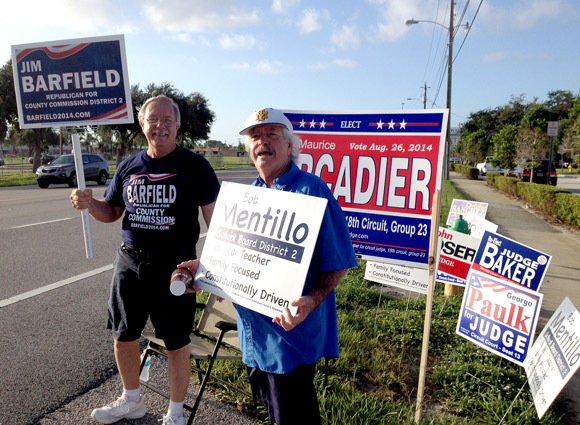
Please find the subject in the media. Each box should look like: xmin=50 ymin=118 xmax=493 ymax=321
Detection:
xmin=2 ymin=0 xmax=580 ymax=146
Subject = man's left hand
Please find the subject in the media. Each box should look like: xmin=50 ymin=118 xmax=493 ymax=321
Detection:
xmin=272 ymin=296 xmax=316 ymax=331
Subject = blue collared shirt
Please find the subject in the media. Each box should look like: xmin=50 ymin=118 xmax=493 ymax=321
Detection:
xmin=234 ymin=162 xmax=358 ymax=373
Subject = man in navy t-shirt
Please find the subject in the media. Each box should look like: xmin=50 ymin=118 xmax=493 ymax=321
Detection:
xmin=70 ymin=95 xmax=219 ymax=425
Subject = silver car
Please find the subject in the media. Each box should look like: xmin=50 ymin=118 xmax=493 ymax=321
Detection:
xmin=36 ymin=153 xmax=109 ymax=188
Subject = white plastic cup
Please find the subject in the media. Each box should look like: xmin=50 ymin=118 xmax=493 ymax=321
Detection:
xmin=170 ymin=268 xmax=193 ymax=296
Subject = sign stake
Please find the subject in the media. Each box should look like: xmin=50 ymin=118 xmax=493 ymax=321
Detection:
xmin=414 ymin=189 xmax=441 ymax=423
xmin=72 ymin=134 xmax=93 ymax=259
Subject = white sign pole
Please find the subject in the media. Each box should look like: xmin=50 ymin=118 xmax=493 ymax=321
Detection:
xmin=72 ymin=134 xmax=94 ymax=259
xmin=414 ymin=189 xmax=441 ymax=424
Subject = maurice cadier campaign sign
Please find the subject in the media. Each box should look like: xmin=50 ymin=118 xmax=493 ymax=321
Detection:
xmin=283 ymin=109 xmax=448 ymax=269
xmin=11 ymin=34 xmax=133 ymax=129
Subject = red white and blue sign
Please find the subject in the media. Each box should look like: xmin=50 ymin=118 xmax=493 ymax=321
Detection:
xmin=11 ymin=34 xmax=133 ymax=129
xmin=471 ymin=231 xmax=551 ymax=292
xmin=282 ymin=109 xmax=448 ymax=268
xmin=456 ymin=269 xmax=543 ymax=366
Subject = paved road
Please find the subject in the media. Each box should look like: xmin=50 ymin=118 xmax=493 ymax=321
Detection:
xmin=556 ymin=173 xmax=580 ymax=194
xmin=452 ymin=171 xmax=580 ymax=424
xmin=0 ymin=168 xmax=259 ymax=425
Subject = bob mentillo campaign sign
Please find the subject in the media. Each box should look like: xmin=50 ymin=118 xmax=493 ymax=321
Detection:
xmin=194 ymin=182 xmax=327 ymax=319
xmin=282 ymin=109 xmax=448 ymax=270
xmin=11 ymin=34 xmax=133 ymax=128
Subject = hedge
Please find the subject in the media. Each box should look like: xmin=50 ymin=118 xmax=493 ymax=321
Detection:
xmin=452 ymin=163 xmax=478 ymax=179
xmin=555 ymin=192 xmax=580 ymax=228
xmin=484 ymin=172 xmax=580 ymax=230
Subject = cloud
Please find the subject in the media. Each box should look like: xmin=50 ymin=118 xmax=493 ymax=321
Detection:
xmin=482 ymin=51 xmax=561 ymax=64
xmin=140 ymin=0 xmax=262 ymax=33
xmin=307 ymin=58 xmax=357 ymax=71
xmin=330 ymin=25 xmax=360 ymax=49
xmin=272 ymin=0 xmax=301 ymax=14
xmin=1 ymin=0 xmax=134 ymax=33
xmin=482 ymin=51 xmax=511 ymax=63
xmin=224 ymin=63 xmax=251 ymax=71
xmin=218 ymin=34 xmax=256 ymax=50
xmin=368 ymin=0 xmax=421 ymax=43
xmin=224 ymin=60 xmax=283 ymax=73
xmin=478 ymin=0 xmax=578 ymax=31
xmin=298 ymin=8 xmax=330 ymax=34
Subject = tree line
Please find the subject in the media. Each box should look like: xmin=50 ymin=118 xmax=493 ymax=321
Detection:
xmin=455 ymin=90 xmax=580 ymax=170
xmin=0 ymin=59 xmax=215 ymax=171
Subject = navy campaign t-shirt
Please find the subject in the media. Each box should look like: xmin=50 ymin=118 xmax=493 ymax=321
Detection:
xmin=105 ymin=146 xmax=220 ymax=254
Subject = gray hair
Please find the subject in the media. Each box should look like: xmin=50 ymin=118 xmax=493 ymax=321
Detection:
xmin=244 ymin=127 xmax=301 ymax=163
xmin=138 ymin=94 xmax=181 ymax=125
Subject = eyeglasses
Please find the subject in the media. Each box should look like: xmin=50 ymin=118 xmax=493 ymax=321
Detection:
xmin=145 ymin=117 xmax=177 ymax=126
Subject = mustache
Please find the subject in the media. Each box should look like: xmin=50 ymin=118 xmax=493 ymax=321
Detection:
xmin=255 ymin=146 xmax=273 ymax=155
xmin=152 ymin=130 xmax=170 ymax=136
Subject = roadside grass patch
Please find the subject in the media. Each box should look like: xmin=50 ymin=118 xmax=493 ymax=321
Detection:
xmin=197 ymin=182 xmax=567 ymax=424
xmin=0 ymin=172 xmax=36 ymax=187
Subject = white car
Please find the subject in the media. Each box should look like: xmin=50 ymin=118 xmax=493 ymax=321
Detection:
xmin=476 ymin=156 xmax=503 ymax=175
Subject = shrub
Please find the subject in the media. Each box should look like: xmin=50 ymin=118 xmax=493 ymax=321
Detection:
xmin=555 ymin=192 xmax=580 ymax=227
xmin=516 ymin=182 xmax=570 ymax=216
xmin=485 ymin=172 xmax=501 ymax=188
xmin=495 ymin=176 xmax=519 ymax=196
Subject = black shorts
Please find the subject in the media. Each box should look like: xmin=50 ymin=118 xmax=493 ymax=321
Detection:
xmin=107 ymin=245 xmax=197 ymax=351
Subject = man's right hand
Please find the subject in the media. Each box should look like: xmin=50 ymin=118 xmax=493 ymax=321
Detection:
xmin=70 ymin=188 xmax=93 ymax=211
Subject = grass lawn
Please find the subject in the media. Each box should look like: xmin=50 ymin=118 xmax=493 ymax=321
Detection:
xmin=192 ymin=181 xmax=568 ymax=425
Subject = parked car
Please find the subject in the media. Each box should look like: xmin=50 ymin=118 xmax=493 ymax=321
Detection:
xmin=28 ymin=153 xmax=56 ymax=165
xmin=36 ymin=153 xmax=109 ymax=188
xmin=506 ymin=165 xmax=523 ymax=178
xmin=519 ymin=159 xmax=558 ymax=186
xmin=476 ymin=156 xmax=504 ymax=176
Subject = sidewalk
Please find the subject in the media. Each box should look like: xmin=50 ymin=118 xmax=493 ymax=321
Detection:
xmin=449 ymin=171 xmax=580 ymax=424
xmin=37 ymin=355 xmax=259 ymax=425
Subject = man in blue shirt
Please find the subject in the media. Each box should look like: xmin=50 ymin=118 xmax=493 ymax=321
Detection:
xmin=237 ymin=108 xmax=357 ymax=424
xmin=180 ymin=107 xmax=357 ymax=424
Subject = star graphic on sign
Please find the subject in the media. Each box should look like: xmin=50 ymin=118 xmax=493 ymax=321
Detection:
xmin=310 ymin=120 xmax=317 ymax=128
xmin=300 ymin=119 xmax=306 ymax=128
xmin=388 ymin=120 xmax=396 ymax=129
xmin=399 ymin=120 xmax=407 ymax=129
xmin=377 ymin=120 xmax=384 ymax=130
xmin=320 ymin=119 xmax=326 ymax=129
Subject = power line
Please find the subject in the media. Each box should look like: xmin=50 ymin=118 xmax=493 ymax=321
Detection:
xmin=453 ymin=0 xmax=483 ymax=63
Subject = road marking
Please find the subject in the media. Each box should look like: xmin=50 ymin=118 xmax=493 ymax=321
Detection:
xmin=11 ymin=217 xmax=73 ymax=229
xmin=0 ymin=233 xmax=208 ymax=308
xmin=0 ymin=193 xmax=70 ymax=202
xmin=0 ymin=264 xmax=113 ymax=308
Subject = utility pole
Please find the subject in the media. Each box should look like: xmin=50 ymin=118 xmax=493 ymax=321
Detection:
xmin=422 ymin=82 xmax=429 ymax=109
xmin=444 ymin=0 xmax=454 ymax=180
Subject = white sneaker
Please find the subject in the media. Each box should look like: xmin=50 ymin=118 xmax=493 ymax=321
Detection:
xmin=91 ymin=395 xmax=146 ymax=424
xmin=161 ymin=412 xmax=187 ymax=425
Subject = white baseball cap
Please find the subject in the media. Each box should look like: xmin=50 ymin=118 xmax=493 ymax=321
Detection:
xmin=239 ymin=108 xmax=294 ymax=135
